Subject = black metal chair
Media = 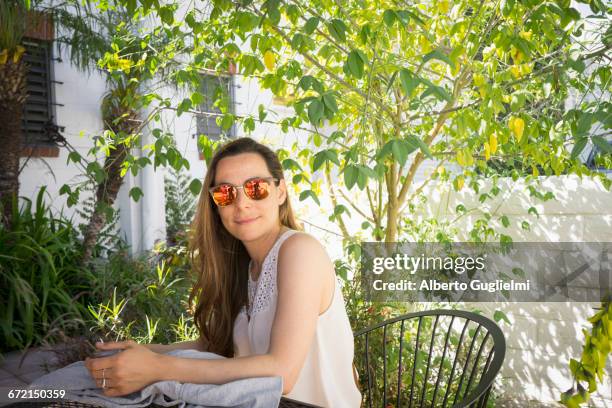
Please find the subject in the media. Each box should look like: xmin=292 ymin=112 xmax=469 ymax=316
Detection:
xmin=353 ymin=309 xmax=506 ymax=408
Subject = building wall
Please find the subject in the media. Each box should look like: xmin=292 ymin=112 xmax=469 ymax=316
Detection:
xmin=19 ymin=46 xmax=107 ymax=229
xmin=414 ymin=176 xmax=612 ymax=406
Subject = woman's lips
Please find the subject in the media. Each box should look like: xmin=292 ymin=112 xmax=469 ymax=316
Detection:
xmin=235 ymin=217 xmax=259 ymax=225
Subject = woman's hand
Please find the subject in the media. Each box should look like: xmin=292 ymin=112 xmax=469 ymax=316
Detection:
xmin=84 ymin=340 xmax=163 ymax=397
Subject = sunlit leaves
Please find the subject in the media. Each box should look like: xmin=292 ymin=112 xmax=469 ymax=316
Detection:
xmin=508 ymin=116 xmax=525 ymax=142
xmin=240 ymin=54 xmax=265 ymax=75
xmin=343 ymin=164 xmax=376 ymax=190
xmin=423 ymin=49 xmax=455 ymax=70
xmin=303 ymin=17 xmax=319 ymax=35
xmin=345 ymin=49 xmax=367 ymax=79
xmin=399 ymin=69 xmax=419 ymax=96
xmin=326 ymin=19 xmax=348 ymax=43
xmin=592 ymin=136 xmax=612 ymax=154
xmin=312 ymin=149 xmax=340 ymax=171
xmin=263 ymin=49 xmax=276 ymax=70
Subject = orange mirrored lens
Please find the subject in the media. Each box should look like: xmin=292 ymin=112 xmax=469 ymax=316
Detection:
xmin=212 ymin=184 xmax=236 ymax=206
xmin=244 ymin=178 xmax=271 ymax=200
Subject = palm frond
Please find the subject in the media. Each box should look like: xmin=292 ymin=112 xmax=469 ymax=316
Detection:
xmin=0 ymin=0 xmax=28 ymax=51
xmin=51 ymin=2 xmax=130 ymax=74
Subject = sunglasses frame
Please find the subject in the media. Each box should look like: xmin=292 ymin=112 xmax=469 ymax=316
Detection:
xmin=208 ymin=176 xmax=280 ymax=207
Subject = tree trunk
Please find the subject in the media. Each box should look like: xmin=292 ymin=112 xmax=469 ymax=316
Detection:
xmin=385 ymin=160 xmax=399 ymax=242
xmin=80 ymin=108 xmax=138 ymax=264
xmin=0 ymin=57 xmax=28 ymax=229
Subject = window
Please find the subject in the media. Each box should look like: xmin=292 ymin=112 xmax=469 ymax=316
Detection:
xmin=196 ymin=74 xmax=234 ymax=142
xmin=22 ymin=37 xmax=55 ymax=149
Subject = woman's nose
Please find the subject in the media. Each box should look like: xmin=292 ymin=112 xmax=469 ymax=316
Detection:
xmin=233 ymin=188 xmax=251 ymax=208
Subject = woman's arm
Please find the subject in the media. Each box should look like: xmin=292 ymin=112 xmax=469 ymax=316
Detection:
xmin=144 ymin=338 xmax=208 ymax=354
xmin=156 ymin=233 xmax=331 ymax=394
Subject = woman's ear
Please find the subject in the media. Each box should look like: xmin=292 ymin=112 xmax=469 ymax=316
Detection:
xmin=277 ymin=179 xmax=287 ymax=205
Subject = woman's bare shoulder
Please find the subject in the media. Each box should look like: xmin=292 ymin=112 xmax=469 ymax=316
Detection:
xmin=278 ymin=231 xmax=332 ymax=268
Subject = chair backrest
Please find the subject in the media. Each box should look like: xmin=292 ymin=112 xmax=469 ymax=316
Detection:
xmin=353 ymin=309 xmax=505 ymax=408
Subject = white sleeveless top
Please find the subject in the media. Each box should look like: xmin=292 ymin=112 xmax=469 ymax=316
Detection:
xmin=233 ymin=229 xmax=362 ymax=407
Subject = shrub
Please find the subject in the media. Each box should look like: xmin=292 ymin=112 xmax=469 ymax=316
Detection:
xmin=0 ymin=188 xmax=94 ymax=352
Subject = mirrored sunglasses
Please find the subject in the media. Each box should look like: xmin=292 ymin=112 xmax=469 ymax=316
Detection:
xmin=209 ymin=176 xmax=279 ymax=207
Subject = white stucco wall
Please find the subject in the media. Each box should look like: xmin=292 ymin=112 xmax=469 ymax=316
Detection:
xmin=19 ymin=45 xmax=107 ymax=230
xmin=413 ymin=176 xmax=612 ymax=407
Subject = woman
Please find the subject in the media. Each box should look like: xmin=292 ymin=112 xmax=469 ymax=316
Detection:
xmin=85 ymin=137 xmax=362 ymax=407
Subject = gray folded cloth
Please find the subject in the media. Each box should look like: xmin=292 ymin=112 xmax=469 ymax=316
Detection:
xmin=28 ymin=349 xmax=283 ymax=408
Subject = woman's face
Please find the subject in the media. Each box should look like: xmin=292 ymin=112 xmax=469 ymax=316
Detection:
xmin=213 ymin=152 xmax=287 ymax=242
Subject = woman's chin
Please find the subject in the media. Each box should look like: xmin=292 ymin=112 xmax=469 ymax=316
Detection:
xmin=231 ymin=219 xmax=261 ymax=238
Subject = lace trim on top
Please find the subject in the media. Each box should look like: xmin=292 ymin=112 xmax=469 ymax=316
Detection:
xmin=247 ymin=230 xmax=297 ymax=318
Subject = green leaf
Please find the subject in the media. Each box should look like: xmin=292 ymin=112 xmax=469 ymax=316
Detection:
xmin=236 ymin=11 xmax=259 ymax=33
xmin=322 ymin=93 xmax=338 ymax=113
xmin=500 ymin=215 xmax=510 ymax=228
xmin=189 ymin=179 xmax=202 ymax=195
xmin=382 ymin=10 xmax=396 ymax=27
xmin=328 ymin=131 xmax=346 ymax=144
xmin=355 ymin=164 xmax=375 ymax=190
xmin=394 ymin=10 xmax=411 ymax=25
xmin=177 ymin=98 xmax=192 ymax=116
xmin=592 ymin=136 xmax=612 ymax=154
xmin=304 ymin=17 xmax=319 ymax=35
xmin=282 ymin=158 xmax=302 ymax=171
xmin=411 ymin=136 xmax=433 ymax=159
xmin=391 ymin=140 xmax=409 ymax=165
xmin=512 ymin=267 xmax=525 ymax=278
xmin=158 ymin=5 xmax=175 ymax=24
xmin=59 ymin=184 xmax=71 ymax=195
xmin=258 ymin=104 xmax=267 ymax=122
xmin=327 ymin=19 xmax=347 ymax=42
xmin=333 ymin=204 xmax=349 ymax=217
xmin=299 ymin=190 xmax=320 ymax=205
xmin=292 ymin=174 xmax=305 ymax=184
xmin=313 ymin=149 xmax=340 ymax=171
xmin=220 ymin=114 xmax=234 ymax=130
xmin=571 ymin=137 xmax=588 ymax=160
xmin=243 ymin=117 xmax=255 ymax=133
xmin=359 ymin=24 xmax=371 ymax=44
xmin=399 ymin=69 xmax=420 ymax=96
xmin=298 ymin=75 xmax=313 ymax=91
xmin=378 ymin=139 xmax=418 ymax=166
xmin=129 ymin=187 xmax=144 ymax=202
xmin=420 ymin=80 xmax=452 ymax=102
xmin=402 ymin=9 xmax=425 ymax=26
xmin=68 ymin=151 xmax=82 ymax=163
xmin=423 ymin=49 xmax=455 ymax=69
xmin=191 ymin=91 xmax=204 ymax=106
xmin=493 ymin=310 xmax=511 ymax=325
xmin=574 ymin=113 xmax=593 ymax=137
xmin=308 ymin=99 xmax=325 ymax=125
xmin=344 ymin=165 xmax=359 ymax=189
xmin=347 ymin=49 xmax=365 ymax=79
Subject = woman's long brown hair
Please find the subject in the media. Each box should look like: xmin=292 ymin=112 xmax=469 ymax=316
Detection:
xmin=188 ymin=137 xmax=302 ymax=357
